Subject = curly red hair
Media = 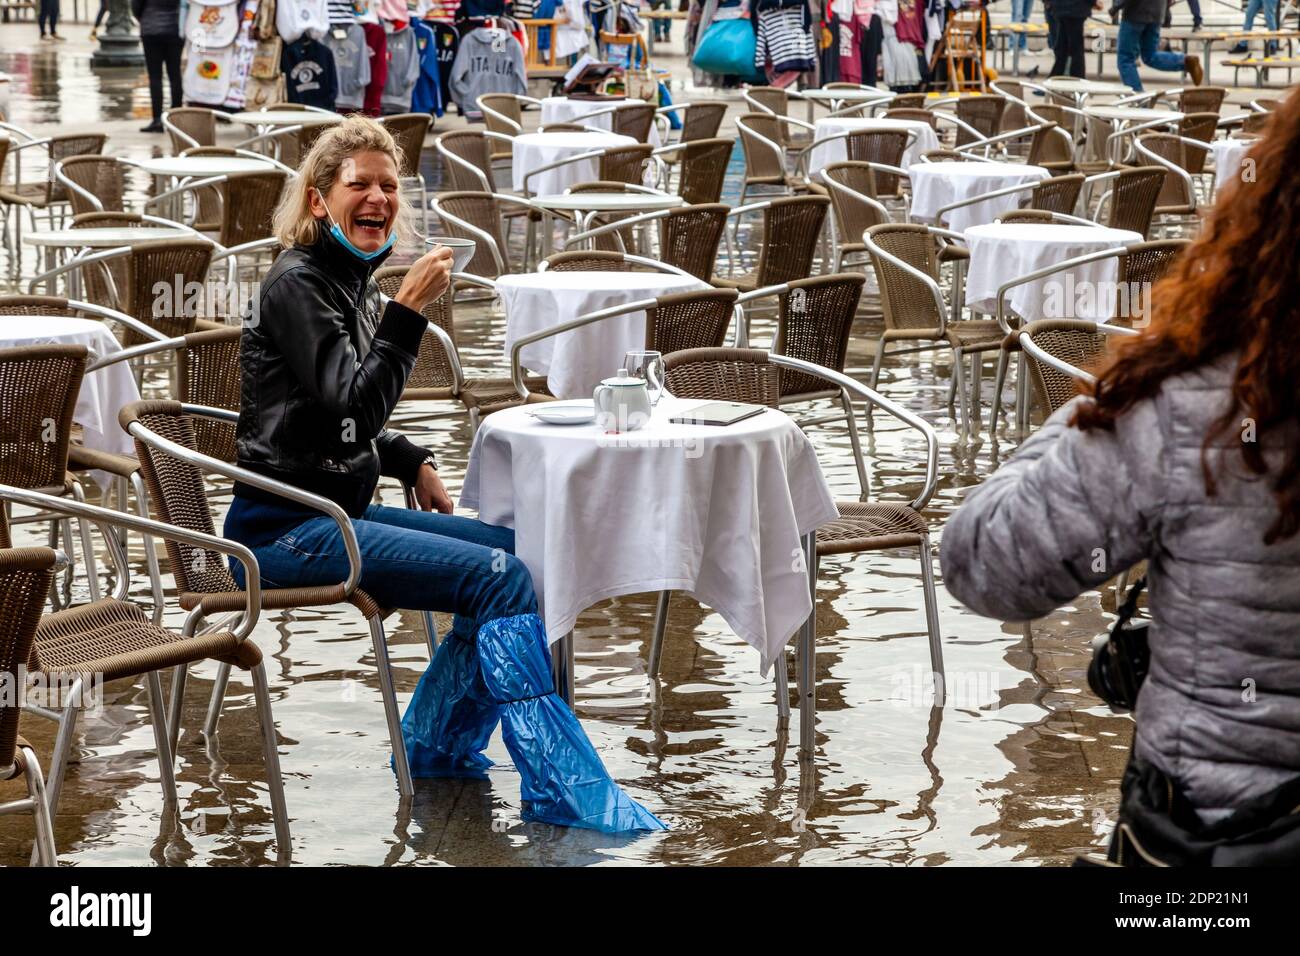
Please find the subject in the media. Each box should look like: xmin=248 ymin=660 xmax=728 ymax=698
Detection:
xmin=1072 ymin=95 xmax=1300 ymax=544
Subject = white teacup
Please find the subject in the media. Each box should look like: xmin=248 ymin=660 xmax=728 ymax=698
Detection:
xmin=593 ymin=370 xmax=652 ymax=432
xmin=426 ymin=236 xmax=476 ymax=273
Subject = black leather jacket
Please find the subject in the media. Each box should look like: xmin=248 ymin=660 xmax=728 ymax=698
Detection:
xmin=234 ymin=230 xmax=433 ymax=518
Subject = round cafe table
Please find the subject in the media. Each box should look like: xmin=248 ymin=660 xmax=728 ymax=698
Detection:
xmin=0 ymin=315 xmax=141 ymax=484
xmin=1043 ymin=77 xmax=1135 ymax=103
xmin=908 ymin=160 xmax=1051 ymax=232
xmin=23 ymin=226 xmax=200 ymax=296
xmin=460 ymin=394 xmax=839 ymax=678
xmin=129 ymin=155 xmax=280 ymax=179
xmin=806 ymin=117 xmax=939 ymax=175
xmin=512 ymin=131 xmax=639 ymax=195
xmin=1082 ymin=106 xmax=1184 ymax=164
xmin=964 ymin=222 xmax=1144 ymax=323
xmin=538 ymin=96 xmax=663 ymax=146
xmin=228 ymin=109 xmax=344 ymax=128
xmin=1210 ymin=138 xmax=1254 ymax=194
xmin=530 ymin=191 xmax=685 ymax=255
xmin=499 ymin=269 xmax=708 ymax=399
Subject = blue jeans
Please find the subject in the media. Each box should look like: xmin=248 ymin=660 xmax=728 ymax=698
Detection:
xmin=1117 ymin=21 xmax=1185 ymax=92
xmin=1011 ymin=0 xmax=1034 ymax=49
xmin=224 ymin=497 xmax=536 ymax=638
xmin=1243 ymin=0 xmax=1278 ymax=31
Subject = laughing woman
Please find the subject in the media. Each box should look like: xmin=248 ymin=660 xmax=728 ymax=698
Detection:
xmin=226 ymin=116 xmax=663 ymax=833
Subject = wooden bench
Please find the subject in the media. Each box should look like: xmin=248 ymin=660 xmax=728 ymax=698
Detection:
xmin=1 ymin=1 xmax=36 ymax=22
xmin=1221 ymin=55 xmax=1300 ymax=87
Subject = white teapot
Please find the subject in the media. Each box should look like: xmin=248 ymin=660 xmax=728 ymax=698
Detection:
xmin=593 ymin=368 xmax=652 ymax=433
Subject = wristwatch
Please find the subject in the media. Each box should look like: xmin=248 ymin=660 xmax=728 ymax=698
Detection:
xmin=421 ymin=455 xmax=437 ymax=472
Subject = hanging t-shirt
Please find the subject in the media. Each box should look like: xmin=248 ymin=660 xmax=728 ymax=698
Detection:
xmin=361 ymin=19 xmax=389 ymax=116
xmin=283 ymin=36 xmax=340 ymax=109
xmin=375 ymin=0 xmax=407 ymax=20
xmin=432 ymin=21 xmax=459 ymax=113
xmin=277 ymin=0 xmax=329 ymax=42
xmin=184 ymin=43 xmax=237 ymax=104
xmin=223 ymin=0 xmax=261 ymax=108
xmin=380 ymin=23 xmax=421 ymax=113
xmin=327 ymin=0 xmax=356 ymax=21
xmin=410 ymin=17 xmax=443 ymax=115
xmin=186 ymin=0 xmax=242 ymax=50
xmin=328 ymin=21 xmax=372 ymax=111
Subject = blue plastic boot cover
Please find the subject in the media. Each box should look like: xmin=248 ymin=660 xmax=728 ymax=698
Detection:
xmin=400 ymin=625 xmax=502 ymax=778
xmin=476 ymin=614 xmax=667 ymax=833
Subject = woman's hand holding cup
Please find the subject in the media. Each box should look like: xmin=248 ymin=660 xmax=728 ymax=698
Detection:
xmin=395 ymin=244 xmax=454 ymax=312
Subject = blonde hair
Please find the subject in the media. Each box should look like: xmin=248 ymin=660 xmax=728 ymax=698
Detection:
xmin=272 ymin=115 xmax=415 ymax=249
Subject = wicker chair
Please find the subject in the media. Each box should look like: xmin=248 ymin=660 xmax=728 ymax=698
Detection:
xmin=1177 ymin=111 xmax=1219 ymax=180
xmin=737 ymin=113 xmax=808 ymax=204
xmin=0 ymin=483 xmax=292 ymax=858
xmin=890 ymin=93 xmax=927 ymax=110
xmin=54 ymin=156 xmax=129 ymax=216
xmin=677 ymin=100 xmax=728 ymax=142
xmin=609 ymin=102 xmax=657 ymax=143
xmin=0 ymin=132 xmax=108 ymax=248
xmin=478 ymin=94 xmax=538 ymax=158
xmin=713 ymin=195 xmax=829 ymax=294
xmin=1024 ymin=106 xmax=1076 ymax=173
xmin=29 ymin=238 xmax=216 ymax=345
xmin=119 ymin=400 xmax=423 ymax=800
xmin=1097 ymin=165 xmax=1167 ymax=238
xmin=432 ymin=190 xmax=533 ymax=278
xmin=672 ymin=137 xmax=731 ymax=205
xmin=865 ymin=223 xmax=1004 ymax=438
xmin=991 ymin=81 xmax=1028 ymax=132
xmin=162 ymin=107 xmax=221 ymax=153
xmin=1030 ymin=173 xmax=1086 ymax=215
xmin=372 ymin=267 xmax=552 ymax=429
xmin=643 ymin=287 xmax=739 ymax=354
xmin=598 ymin=143 xmax=655 ymax=185
xmin=743 ymin=87 xmax=814 ymax=150
xmin=842 ymin=128 xmax=910 ymax=198
xmin=436 ymin=130 xmax=505 ymax=192
xmin=819 ymin=161 xmax=893 ymax=271
xmin=954 ymin=94 xmax=1007 ymax=146
xmin=1018 ymin=319 xmax=1107 ymax=414
xmin=1175 ymin=86 xmax=1227 ymax=115
xmin=741 ymin=273 xmax=872 ymax=495
xmin=919 ymin=148 xmax=970 ymax=162
xmin=654 ymin=346 xmax=945 ymax=740
xmin=0 ymin=546 xmax=62 ymax=866
xmin=1134 ymin=134 xmax=1201 ymax=232
xmin=883 ymin=107 xmax=938 ymax=129
xmin=658 ymin=203 xmax=729 ymax=280
xmin=987 ymin=239 xmax=1189 ymax=432
xmin=542 ymin=249 xmax=646 ymax=271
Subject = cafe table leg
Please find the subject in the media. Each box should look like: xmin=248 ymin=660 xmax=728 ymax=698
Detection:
xmin=552 ymin=631 xmax=575 ymax=706
xmin=797 ymin=530 xmax=817 ymax=758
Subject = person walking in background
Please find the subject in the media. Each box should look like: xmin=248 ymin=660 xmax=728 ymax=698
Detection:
xmin=38 ymin=0 xmax=64 ymax=40
xmin=90 ymin=0 xmax=110 ymax=39
xmin=1231 ymin=0 xmax=1280 ymax=55
xmin=649 ymin=0 xmax=673 ymax=42
xmin=1010 ymin=0 xmax=1034 ymax=53
xmin=133 ymin=0 xmax=184 ymax=133
xmin=1113 ymin=0 xmax=1202 ymax=92
xmin=1049 ymin=0 xmax=1094 ymax=78
xmin=940 ymin=94 xmax=1300 ymax=865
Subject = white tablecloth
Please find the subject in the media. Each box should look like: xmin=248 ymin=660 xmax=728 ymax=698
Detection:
xmin=806 ymin=117 xmax=939 ymax=176
xmin=460 ymin=396 xmax=839 ymax=672
xmin=511 ymin=131 xmax=639 ymax=195
xmin=1210 ymin=138 xmax=1253 ymax=194
xmin=500 ymin=270 xmax=708 ymax=400
xmin=538 ymin=96 xmax=662 ymax=146
xmin=909 ymin=161 xmax=1052 ymax=232
xmin=964 ymin=223 xmax=1144 ymax=323
xmin=0 ymin=316 xmax=141 ymax=486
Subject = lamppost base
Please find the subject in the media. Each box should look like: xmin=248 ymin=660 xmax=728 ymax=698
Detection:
xmin=90 ymin=33 xmax=145 ymax=67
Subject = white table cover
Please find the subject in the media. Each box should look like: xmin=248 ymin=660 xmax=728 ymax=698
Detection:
xmin=539 ymin=96 xmax=662 ymax=146
xmin=909 ymin=161 xmax=1051 ymax=232
xmin=512 ymin=131 xmax=639 ymax=195
xmin=807 ymin=117 xmax=939 ymax=175
xmin=500 ymin=270 xmax=708 ymax=400
xmin=964 ymin=223 xmax=1144 ymax=323
xmin=1210 ymin=138 xmax=1253 ymax=194
xmin=460 ymin=396 xmax=839 ymax=672
xmin=0 ymin=316 xmax=141 ymax=486
xmin=131 ymin=155 xmax=279 ymax=178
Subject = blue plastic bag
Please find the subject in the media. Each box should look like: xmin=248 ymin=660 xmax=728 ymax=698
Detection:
xmin=691 ymin=17 xmax=764 ymax=83
xmin=399 ymin=613 xmax=666 ymax=833
xmin=659 ymin=83 xmax=682 ymax=130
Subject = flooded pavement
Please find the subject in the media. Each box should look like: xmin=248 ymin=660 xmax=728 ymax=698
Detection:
xmin=0 ymin=33 xmax=1143 ymax=866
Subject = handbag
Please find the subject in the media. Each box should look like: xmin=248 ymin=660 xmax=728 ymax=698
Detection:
xmin=1087 ymin=575 xmax=1149 ymax=712
xmin=691 ymin=14 xmax=764 ymax=81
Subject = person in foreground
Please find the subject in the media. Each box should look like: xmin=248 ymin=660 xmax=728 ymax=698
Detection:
xmin=940 ymin=96 xmax=1300 ymax=864
xmin=225 ymin=115 xmax=663 ymax=833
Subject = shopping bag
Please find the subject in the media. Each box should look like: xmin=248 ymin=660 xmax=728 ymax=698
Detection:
xmin=691 ymin=16 xmax=763 ymax=82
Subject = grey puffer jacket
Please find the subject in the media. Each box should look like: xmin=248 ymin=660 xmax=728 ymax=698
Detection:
xmin=941 ymin=352 xmax=1300 ymax=812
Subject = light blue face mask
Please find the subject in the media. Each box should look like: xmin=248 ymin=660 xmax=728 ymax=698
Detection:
xmin=322 ymin=199 xmax=395 ymax=261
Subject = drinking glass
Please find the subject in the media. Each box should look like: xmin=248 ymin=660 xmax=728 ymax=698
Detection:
xmin=622 ymin=350 xmax=665 ymax=405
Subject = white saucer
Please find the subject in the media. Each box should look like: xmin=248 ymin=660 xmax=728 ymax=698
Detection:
xmin=527 ymin=400 xmax=597 ymax=425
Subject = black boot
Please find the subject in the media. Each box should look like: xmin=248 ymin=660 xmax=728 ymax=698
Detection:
xmin=140 ymin=119 xmax=164 ymax=133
